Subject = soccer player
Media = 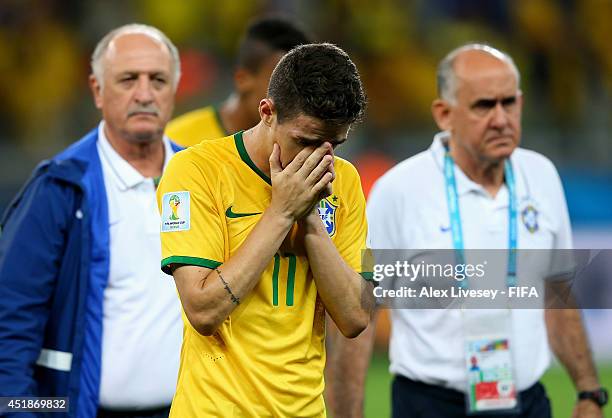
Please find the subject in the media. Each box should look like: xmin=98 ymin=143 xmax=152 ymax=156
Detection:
xmin=166 ymin=16 xmax=311 ymax=146
xmin=157 ymin=43 xmax=375 ymax=417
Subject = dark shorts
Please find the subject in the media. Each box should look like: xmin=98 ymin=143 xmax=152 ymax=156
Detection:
xmin=97 ymin=405 xmax=171 ymax=418
xmin=392 ymin=375 xmax=552 ymax=418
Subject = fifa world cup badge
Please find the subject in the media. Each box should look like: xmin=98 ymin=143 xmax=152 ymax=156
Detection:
xmin=161 ymin=191 xmax=190 ymax=232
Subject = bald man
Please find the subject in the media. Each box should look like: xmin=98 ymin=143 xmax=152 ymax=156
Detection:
xmin=331 ymin=44 xmax=605 ymax=418
xmin=0 ymin=24 xmax=183 ymax=418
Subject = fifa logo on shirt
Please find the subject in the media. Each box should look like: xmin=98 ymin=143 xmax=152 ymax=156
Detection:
xmin=521 ymin=205 xmax=539 ymax=233
xmin=168 ymin=194 xmax=181 ymax=220
xmin=161 ymin=191 xmax=190 ymax=232
xmin=317 ymin=196 xmax=338 ymax=237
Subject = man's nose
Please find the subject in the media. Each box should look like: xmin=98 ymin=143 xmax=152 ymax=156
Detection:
xmin=134 ymin=75 xmax=154 ymax=103
xmin=490 ymin=102 xmax=509 ymax=128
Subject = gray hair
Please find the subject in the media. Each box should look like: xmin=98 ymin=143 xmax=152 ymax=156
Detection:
xmin=91 ymin=23 xmax=181 ymax=91
xmin=437 ymin=43 xmax=520 ymax=103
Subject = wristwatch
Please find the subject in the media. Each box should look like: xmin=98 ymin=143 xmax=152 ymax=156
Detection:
xmin=578 ymin=388 xmax=609 ymax=407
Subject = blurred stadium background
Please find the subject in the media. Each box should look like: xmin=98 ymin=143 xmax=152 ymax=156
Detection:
xmin=1 ymin=1 xmax=610 ymax=416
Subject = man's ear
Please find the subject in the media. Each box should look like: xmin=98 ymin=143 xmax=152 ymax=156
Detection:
xmin=89 ymin=74 xmax=103 ymax=110
xmin=258 ymin=98 xmax=275 ymax=126
xmin=431 ymin=99 xmax=452 ymax=132
xmin=234 ymin=68 xmax=254 ymax=95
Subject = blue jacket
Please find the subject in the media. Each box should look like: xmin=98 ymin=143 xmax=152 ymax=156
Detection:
xmin=0 ymin=128 xmax=182 ymax=417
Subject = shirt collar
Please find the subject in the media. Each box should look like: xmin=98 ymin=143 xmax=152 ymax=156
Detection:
xmin=97 ymin=121 xmax=174 ymax=191
xmin=430 ymin=131 xmax=485 ymax=196
xmin=429 ymin=131 xmax=530 ymax=203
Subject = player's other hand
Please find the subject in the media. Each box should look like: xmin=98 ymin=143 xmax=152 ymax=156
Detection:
xmin=269 ymin=142 xmax=334 ymax=221
xmin=320 ymin=148 xmax=335 ymax=200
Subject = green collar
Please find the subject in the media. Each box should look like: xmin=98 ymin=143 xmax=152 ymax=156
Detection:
xmin=233 ymin=131 xmax=271 ymax=185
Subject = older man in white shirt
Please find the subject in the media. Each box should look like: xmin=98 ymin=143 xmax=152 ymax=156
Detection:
xmin=0 ymin=24 xmax=183 ymax=418
xmin=330 ymin=44 xmax=606 ymax=418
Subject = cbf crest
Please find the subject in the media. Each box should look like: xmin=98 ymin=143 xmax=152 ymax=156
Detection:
xmin=317 ymin=196 xmax=338 ymax=237
xmin=521 ymin=204 xmax=539 ymax=233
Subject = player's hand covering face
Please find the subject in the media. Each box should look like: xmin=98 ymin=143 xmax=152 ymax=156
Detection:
xmin=269 ymin=142 xmax=335 ymax=221
xmin=272 ymin=113 xmax=349 ymax=203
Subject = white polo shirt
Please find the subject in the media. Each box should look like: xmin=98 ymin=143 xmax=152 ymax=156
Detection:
xmin=367 ymin=132 xmax=572 ymax=393
xmin=97 ymin=122 xmax=182 ymax=409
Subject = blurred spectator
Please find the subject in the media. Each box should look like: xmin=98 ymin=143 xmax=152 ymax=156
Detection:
xmin=0 ymin=1 xmax=80 ymax=149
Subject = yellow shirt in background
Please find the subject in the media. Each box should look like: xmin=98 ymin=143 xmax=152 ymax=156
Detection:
xmin=157 ymin=132 xmax=368 ymax=417
xmin=165 ymin=105 xmax=227 ymax=147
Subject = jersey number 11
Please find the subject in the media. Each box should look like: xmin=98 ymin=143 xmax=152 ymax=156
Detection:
xmin=272 ymin=253 xmax=296 ymax=306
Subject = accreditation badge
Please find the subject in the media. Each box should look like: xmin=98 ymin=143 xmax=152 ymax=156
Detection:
xmin=463 ymin=310 xmax=519 ymax=415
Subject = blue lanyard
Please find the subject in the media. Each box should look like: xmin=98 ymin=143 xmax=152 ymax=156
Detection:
xmin=443 ymin=145 xmax=517 ymax=289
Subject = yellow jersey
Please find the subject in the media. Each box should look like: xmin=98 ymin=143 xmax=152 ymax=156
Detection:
xmin=165 ymin=105 xmax=227 ymax=147
xmin=157 ymin=132 xmax=368 ymax=417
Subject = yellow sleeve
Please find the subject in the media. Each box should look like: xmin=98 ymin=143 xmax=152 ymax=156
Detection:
xmin=157 ymin=150 xmax=225 ymax=274
xmin=333 ymin=161 xmax=368 ymax=274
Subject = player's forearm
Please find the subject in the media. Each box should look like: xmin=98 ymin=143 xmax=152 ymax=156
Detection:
xmin=545 ymin=309 xmax=600 ymax=391
xmin=302 ymin=217 xmax=374 ymax=338
xmin=330 ymin=315 xmax=377 ymax=418
xmin=176 ymin=208 xmax=294 ymax=336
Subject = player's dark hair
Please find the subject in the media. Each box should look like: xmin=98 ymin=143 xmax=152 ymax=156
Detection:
xmin=268 ymin=43 xmax=367 ymax=126
xmin=237 ymin=16 xmax=311 ymax=73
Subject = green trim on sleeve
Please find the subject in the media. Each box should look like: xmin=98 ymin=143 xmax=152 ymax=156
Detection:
xmin=234 ymin=131 xmax=271 ymax=185
xmin=161 ymin=256 xmax=222 ymax=275
xmin=360 ymin=272 xmax=379 ymax=287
